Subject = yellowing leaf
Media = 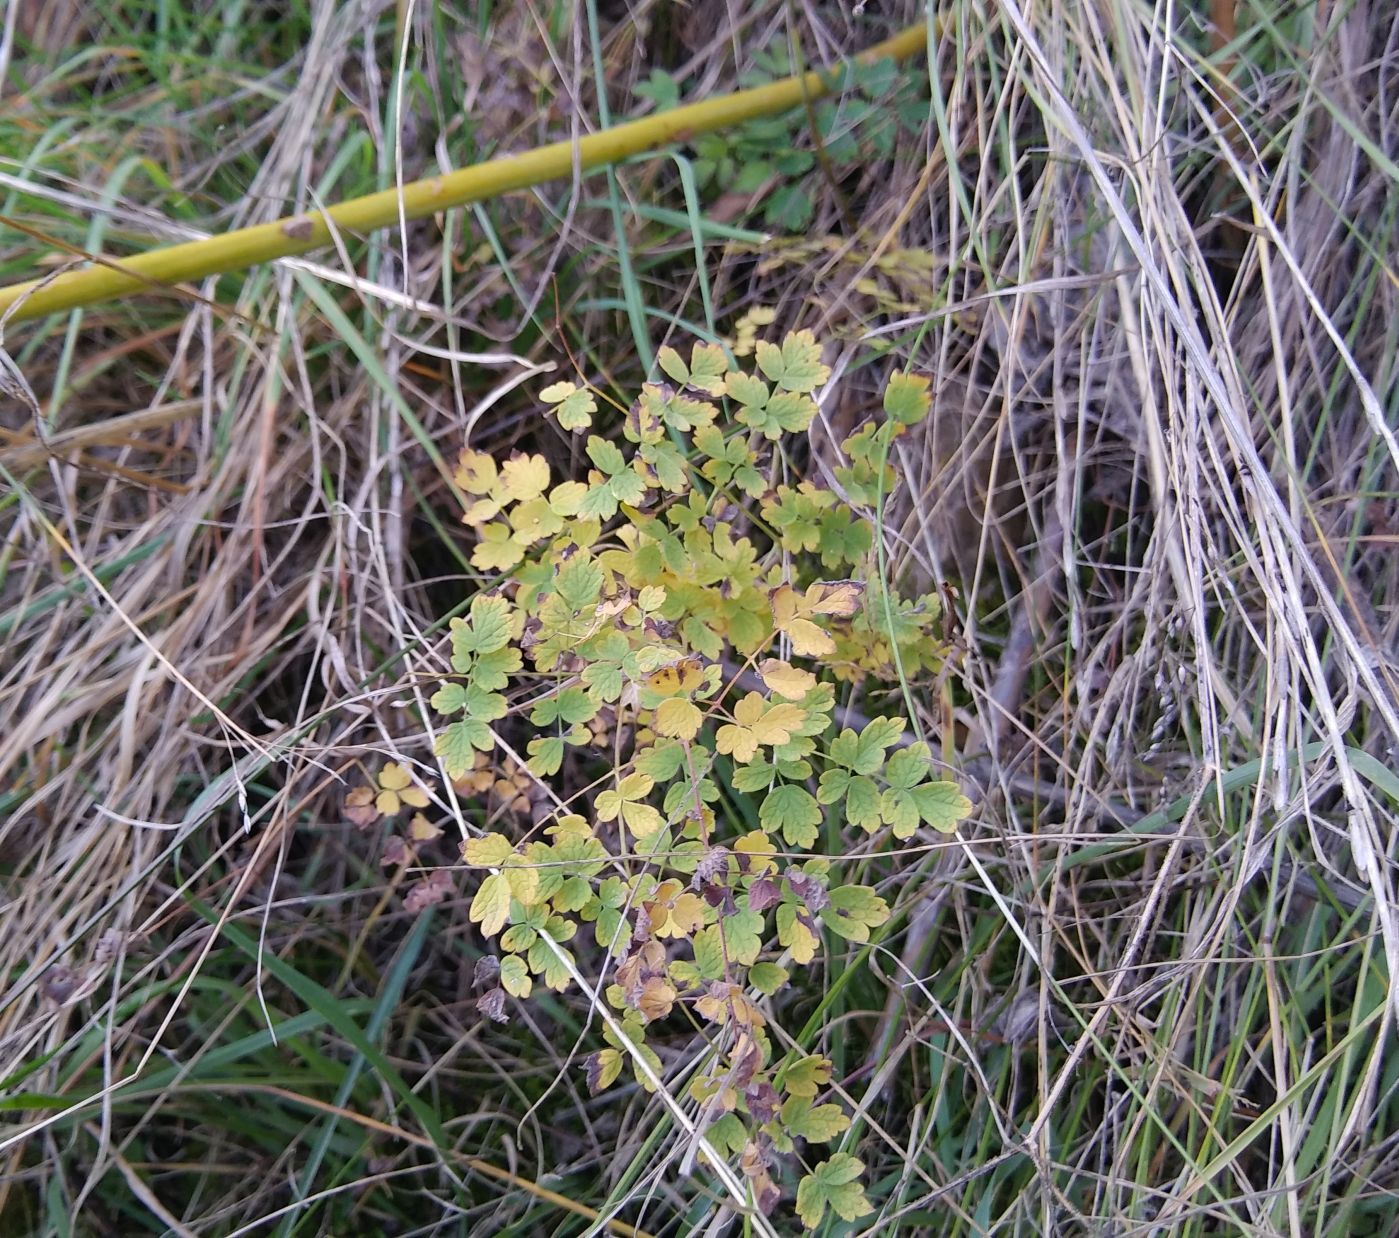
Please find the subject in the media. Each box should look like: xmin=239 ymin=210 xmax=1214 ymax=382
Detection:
xmin=754 ymin=329 xmax=830 ymax=394
xmin=454 ymin=449 xmax=497 ymax=494
xmin=655 ymin=696 xmax=703 ymax=740
xmin=374 ymin=763 xmax=429 ymax=813
xmin=656 ymin=345 xmax=687 ymax=385
xmin=750 ymin=702 xmax=804 ymax=746
xmin=548 ymin=479 xmax=588 ymax=516
xmin=636 ymin=976 xmax=676 ymax=1022
xmin=734 ymin=830 xmax=778 ymax=876
xmin=806 ymin=579 xmax=864 ymax=616
xmin=884 ymin=370 xmax=932 ymax=425
xmin=758 ymin=658 xmax=817 ymax=700
xmin=716 ymin=692 xmax=802 ymax=764
xmin=498 ymin=453 xmax=550 ymax=502
xmin=770 ymin=586 xmax=835 ymax=656
xmin=731 ymin=305 xmax=776 ymax=358
xmin=508 ymin=497 xmax=562 ymax=544
xmin=781 ymin=1095 xmax=851 ymax=1142
xmin=651 ymin=892 xmax=707 ymax=938
xmin=541 ymin=380 xmax=596 ymax=431
xmin=695 ymin=982 xmax=767 ymax=1028
xmin=471 ymin=523 xmax=524 ymax=572
xmin=499 ymin=954 xmax=532 ymax=997
xmin=378 ymin=762 xmax=412 ymax=791
xmin=504 ymin=861 xmax=539 ymax=906
xmin=770 ymin=584 xmax=801 ymax=627
xmin=470 ymin=872 xmax=511 ymax=937
xmin=715 ymin=719 xmax=758 ymax=763
xmin=587 ymin=1048 xmax=623 ymax=1094
xmin=623 ymin=801 xmax=665 ymax=839
xmin=777 ymin=904 xmax=820 ymax=964
xmin=462 ymin=832 xmax=515 ymax=867
xmin=461 ymin=496 xmax=502 ymax=526
xmin=783 ymin=1055 xmax=833 ymax=1098
xmin=642 ymin=655 xmax=705 ymax=697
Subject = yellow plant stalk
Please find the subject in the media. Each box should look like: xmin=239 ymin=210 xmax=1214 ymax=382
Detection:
xmin=0 ymin=23 xmax=929 ymax=325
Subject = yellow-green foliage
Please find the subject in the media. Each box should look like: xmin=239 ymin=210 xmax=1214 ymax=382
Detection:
xmin=432 ymin=329 xmax=971 ymax=1226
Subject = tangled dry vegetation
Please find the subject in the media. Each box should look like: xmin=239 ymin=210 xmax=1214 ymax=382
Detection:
xmin=1 ymin=1 xmax=1396 ymax=1234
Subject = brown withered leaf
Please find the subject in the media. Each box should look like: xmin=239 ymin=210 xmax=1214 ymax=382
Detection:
xmin=785 ymin=870 xmax=830 ymax=912
xmin=699 ymin=881 xmax=736 ymax=914
xmin=636 ymin=976 xmax=677 ymax=1023
xmin=739 ymin=1137 xmax=773 ymax=1179
xmin=477 ymin=987 xmax=508 ymax=1023
xmin=746 ymin=875 xmax=781 ymax=912
xmin=472 ymin=955 xmax=500 ymax=990
xmin=753 ymin=1172 xmax=781 ymax=1216
xmin=808 ymin=579 xmax=865 ymax=616
xmin=729 ymin=1033 xmax=763 ymax=1089
xmin=691 ymin=846 xmax=731 ymax=886
xmin=405 ymin=869 xmax=453 ymax=914
xmin=40 ymin=964 xmax=81 ymax=1006
xmin=344 ymin=785 xmax=379 ymax=828
xmin=745 ymin=1079 xmax=781 ymax=1124
xmin=695 ymin=981 xmax=730 ymax=1023
xmin=380 ymin=834 xmax=412 ymax=867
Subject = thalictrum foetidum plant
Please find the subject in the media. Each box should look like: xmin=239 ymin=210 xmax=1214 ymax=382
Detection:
xmin=413 ymin=326 xmax=972 ymax=1227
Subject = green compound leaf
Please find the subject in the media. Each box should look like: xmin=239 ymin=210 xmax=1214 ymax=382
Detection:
xmin=782 ymin=1055 xmax=832 ymax=1098
xmin=541 ymin=380 xmax=596 ymax=432
xmin=451 ymin=594 xmax=515 ymax=658
xmin=908 ymin=780 xmax=973 ymax=833
xmin=720 ymin=908 xmax=765 ymax=965
xmin=820 ymin=884 xmax=890 ymax=943
xmin=499 ymin=954 xmax=532 ymax=997
xmin=470 ymin=646 xmax=522 ymax=692
xmin=691 ymin=924 xmax=726 ymax=980
xmin=753 ymin=330 xmax=830 ymax=393
xmin=470 ymin=872 xmax=511 ymax=937
xmin=658 ymin=341 xmax=728 ymax=395
xmin=796 ymin=1153 xmax=873 ymax=1229
xmin=435 ymin=718 xmax=494 ymax=777
xmin=780 ymin=1094 xmax=851 ymax=1143
xmin=430 ymin=682 xmax=470 ymax=715
xmin=748 ymin=961 xmax=789 ymax=995
xmin=553 ymin=555 xmax=604 ymax=611
xmin=884 ymin=740 xmax=932 ymax=788
xmin=883 ymin=370 xmax=932 ymax=425
xmin=759 ymin=784 xmax=823 ymax=849
xmin=420 ymin=325 xmax=969 ymax=1226
xmin=526 ymin=736 xmax=564 ymax=777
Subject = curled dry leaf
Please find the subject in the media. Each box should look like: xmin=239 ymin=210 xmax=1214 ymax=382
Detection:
xmin=380 ymin=834 xmax=412 ymax=867
xmin=477 ymin=987 xmax=508 ymax=1023
xmin=405 ymin=869 xmax=453 ymax=913
xmin=758 ymin=658 xmax=818 ymax=700
xmin=344 ymin=785 xmax=379 ymax=828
